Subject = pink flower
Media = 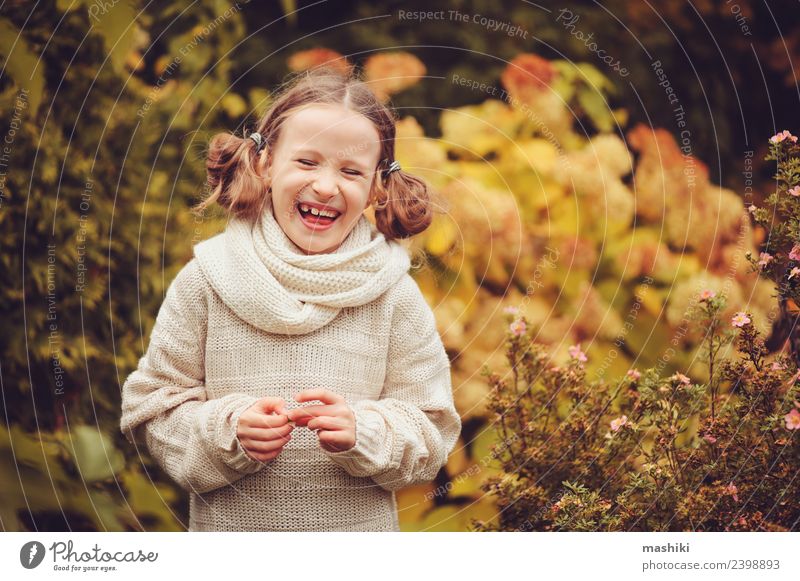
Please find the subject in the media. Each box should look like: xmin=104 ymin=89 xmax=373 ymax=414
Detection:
xmin=789 ymin=186 xmax=800 ymax=197
xmin=626 ymin=369 xmax=641 ymax=381
xmin=699 ymin=289 xmax=716 ymax=300
xmin=725 ymin=482 xmax=739 ymax=502
xmin=509 ymin=319 xmax=526 ymax=336
xmin=770 ymin=130 xmax=798 ymax=144
xmin=758 ymin=252 xmax=773 ymax=269
xmin=785 ymin=408 xmax=800 ymax=430
xmin=731 ymin=312 xmax=751 ymax=327
xmin=610 ymin=415 xmax=628 ymax=432
xmin=790 ymin=245 xmax=800 ymax=261
xmin=771 ymin=361 xmax=785 ymax=371
xmin=672 ymin=372 xmax=691 ymax=386
xmin=568 ymin=343 xmax=587 ymax=362
xmin=703 ymin=434 xmax=717 ymax=444
xmin=503 ymin=305 xmax=520 ymax=315
xmin=789 ymin=267 xmax=800 ymax=280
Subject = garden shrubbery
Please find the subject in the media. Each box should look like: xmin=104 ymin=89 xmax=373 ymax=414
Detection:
xmin=472 ymin=134 xmax=800 ymax=531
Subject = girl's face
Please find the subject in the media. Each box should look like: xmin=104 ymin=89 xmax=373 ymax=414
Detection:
xmin=259 ymin=104 xmax=383 ymax=255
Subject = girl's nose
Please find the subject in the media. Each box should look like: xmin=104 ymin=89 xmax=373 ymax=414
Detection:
xmin=311 ymin=166 xmax=340 ymax=197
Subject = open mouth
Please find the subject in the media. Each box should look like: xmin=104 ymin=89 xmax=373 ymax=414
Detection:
xmin=296 ymin=202 xmax=342 ymax=228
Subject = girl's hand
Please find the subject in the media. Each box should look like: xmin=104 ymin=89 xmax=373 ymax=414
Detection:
xmin=287 ymin=388 xmax=356 ymax=453
xmin=236 ymin=397 xmax=294 ymax=462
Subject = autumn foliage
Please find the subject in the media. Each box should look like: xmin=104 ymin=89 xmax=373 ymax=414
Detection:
xmin=472 ymin=135 xmax=800 ymax=531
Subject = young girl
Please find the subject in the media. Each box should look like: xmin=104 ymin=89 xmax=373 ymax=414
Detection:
xmin=120 ymin=66 xmax=461 ymax=532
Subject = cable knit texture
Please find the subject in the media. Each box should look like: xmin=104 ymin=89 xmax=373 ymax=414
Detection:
xmin=120 ymin=198 xmax=461 ymax=531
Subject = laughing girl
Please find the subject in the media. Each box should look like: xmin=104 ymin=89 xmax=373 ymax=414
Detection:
xmin=120 ymin=66 xmax=461 ymax=532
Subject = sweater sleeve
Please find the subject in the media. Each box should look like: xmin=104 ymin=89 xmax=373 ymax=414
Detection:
xmin=120 ymin=259 xmax=266 ymax=495
xmin=323 ymin=275 xmax=461 ymax=491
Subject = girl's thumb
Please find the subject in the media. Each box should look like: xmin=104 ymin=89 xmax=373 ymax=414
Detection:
xmin=255 ymin=396 xmax=285 ymax=415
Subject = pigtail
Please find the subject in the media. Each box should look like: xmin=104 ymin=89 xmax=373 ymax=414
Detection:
xmin=192 ymin=130 xmax=270 ymax=222
xmin=372 ymin=163 xmax=446 ymax=240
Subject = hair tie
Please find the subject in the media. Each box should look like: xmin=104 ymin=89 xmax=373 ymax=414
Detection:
xmin=382 ymin=160 xmax=401 ymax=179
xmin=248 ymin=131 xmax=266 ymax=154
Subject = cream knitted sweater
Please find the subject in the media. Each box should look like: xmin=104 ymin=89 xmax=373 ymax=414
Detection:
xmin=120 ymin=200 xmax=461 ymax=532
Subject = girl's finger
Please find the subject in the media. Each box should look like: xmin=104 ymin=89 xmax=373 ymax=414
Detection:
xmin=287 ymin=405 xmax=330 ymax=424
xmin=317 ymin=430 xmax=354 ymax=451
xmin=294 ymin=388 xmax=344 ymax=406
xmin=239 ymin=423 xmax=293 ymax=441
xmin=245 ymin=412 xmax=291 ymax=429
xmin=251 ymin=397 xmax=286 ymax=415
xmin=240 ymin=435 xmax=291 ymax=453
xmin=307 ymin=416 xmax=348 ymax=432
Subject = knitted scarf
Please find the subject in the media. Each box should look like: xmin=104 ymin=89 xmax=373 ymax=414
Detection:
xmin=194 ymin=198 xmax=411 ymax=335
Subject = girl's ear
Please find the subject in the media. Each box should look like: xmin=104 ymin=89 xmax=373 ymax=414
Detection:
xmin=367 ymin=180 xmax=379 ymax=208
xmin=256 ymin=148 xmax=271 ymax=179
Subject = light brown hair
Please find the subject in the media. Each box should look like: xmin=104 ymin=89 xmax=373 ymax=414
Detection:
xmin=194 ymin=65 xmax=440 ymax=240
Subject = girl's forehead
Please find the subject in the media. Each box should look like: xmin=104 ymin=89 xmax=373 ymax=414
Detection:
xmin=280 ymin=104 xmax=381 ymax=152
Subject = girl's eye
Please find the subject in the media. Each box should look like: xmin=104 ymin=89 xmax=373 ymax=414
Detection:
xmin=296 ymin=159 xmax=359 ymax=176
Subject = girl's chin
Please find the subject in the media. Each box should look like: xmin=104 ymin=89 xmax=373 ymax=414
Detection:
xmin=289 ymin=224 xmax=341 ymax=255
xmin=294 ymin=237 xmax=340 ymax=255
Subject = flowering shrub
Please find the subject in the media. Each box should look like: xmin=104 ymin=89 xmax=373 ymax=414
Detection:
xmin=746 ymin=130 xmax=800 ymax=359
xmin=401 ymin=53 xmax=776 ymax=434
xmin=471 ymin=293 xmax=800 ymax=531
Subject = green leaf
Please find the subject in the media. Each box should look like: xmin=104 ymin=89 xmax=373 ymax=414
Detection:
xmin=66 ymin=425 xmax=125 ymax=482
xmin=0 ymin=17 xmax=45 ymax=115
xmin=551 ymin=60 xmax=578 ymax=83
xmin=86 ymin=489 xmax=127 ymax=531
xmin=577 ymin=88 xmax=614 ymax=133
xmin=576 ymin=63 xmax=615 ymax=93
xmin=549 ymin=75 xmax=575 ymax=103
xmin=84 ymin=0 xmax=140 ymax=74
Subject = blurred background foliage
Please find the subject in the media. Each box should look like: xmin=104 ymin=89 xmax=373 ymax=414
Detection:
xmin=0 ymin=0 xmax=798 ymax=531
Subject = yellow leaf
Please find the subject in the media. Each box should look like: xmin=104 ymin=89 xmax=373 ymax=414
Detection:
xmin=449 ymin=464 xmax=486 ymax=497
xmin=220 ymin=93 xmax=248 ymax=118
xmin=424 ymin=216 xmax=458 ymax=256
xmin=509 ymin=138 xmax=560 ymax=175
xmin=446 ymin=437 xmax=470 ymax=475
xmin=396 ymin=484 xmax=434 ymax=526
xmin=634 ymin=282 xmax=663 ymax=317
